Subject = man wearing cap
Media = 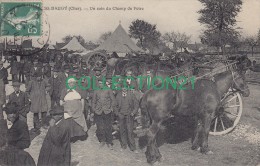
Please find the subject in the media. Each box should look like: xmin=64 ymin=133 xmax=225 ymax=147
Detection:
xmin=124 ymin=69 xmax=137 ymax=90
xmin=37 ymin=106 xmax=71 ymax=166
xmin=26 ymin=72 xmax=50 ymax=133
xmin=0 ymin=102 xmax=35 ymax=166
xmin=115 ymin=87 xmax=139 ymax=152
xmin=8 ymin=82 xmax=30 ymax=123
xmin=92 ymin=80 xmax=116 ymax=149
xmin=0 ymin=60 xmax=8 ymax=84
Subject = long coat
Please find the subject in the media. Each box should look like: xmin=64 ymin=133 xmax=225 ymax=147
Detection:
xmin=0 ymin=79 xmax=5 ymax=106
xmin=26 ymin=79 xmax=50 ymax=113
xmin=0 ymin=119 xmax=35 ymax=166
xmin=37 ymin=118 xmax=71 ymax=166
xmin=0 ymin=67 xmax=8 ymax=84
xmin=7 ymin=118 xmax=31 ymax=150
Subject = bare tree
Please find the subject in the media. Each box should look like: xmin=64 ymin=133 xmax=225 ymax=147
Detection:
xmin=162 ymin=31 xmax=191 ymax=52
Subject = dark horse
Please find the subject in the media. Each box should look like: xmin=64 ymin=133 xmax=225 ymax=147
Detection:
xmin=140 ymin=68 xmax=250 ymax=164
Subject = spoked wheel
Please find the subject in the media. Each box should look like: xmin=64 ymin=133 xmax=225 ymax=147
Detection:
xmin=209 ymin=91 xmax=243 ymax=136
xmin=87 ymin=52 xmax=107 ymax=71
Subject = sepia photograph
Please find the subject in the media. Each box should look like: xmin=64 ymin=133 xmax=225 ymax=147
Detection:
xmin=0 ymin=0 xmax=259 ymax=165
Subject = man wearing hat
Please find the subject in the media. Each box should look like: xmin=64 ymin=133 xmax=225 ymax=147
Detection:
xmin=4 ymin=102 xmax=31 ymax=150
xmin=30 ymin=59 xmax=42 ymax=80
xmin=26 ymin=72 xmax=50 ymax=133
xmin=23 ymin=58 xmax=33 ymax=83
xmin=6 ymin=57 xmax=19 ymax=82
xmin=0 ymin=60 xmax=8 ymax=84
xmin=58 ymin=64 xmax=71 ymax=91
xmin=0 ymin=102 xmax=36 ymax=166
xmin=8 ymin=82 xmax=30 ymax=123
xmin=37 ymin=106 xmax=71 ymax=166
xmin=43 ymin=61 xmax=52 ymax=79
xmin=49 ymin=66 xmax=63 ymax=109
xmin=79 ymin=62 xmax=89 ymax=77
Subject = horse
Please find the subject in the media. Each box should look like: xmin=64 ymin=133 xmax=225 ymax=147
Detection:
xmin=139 ymin=68 xmax=250 ymax=164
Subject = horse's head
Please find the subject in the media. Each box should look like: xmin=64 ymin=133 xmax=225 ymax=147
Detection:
xmin=231 ymin=71 xmax=250 ymax=97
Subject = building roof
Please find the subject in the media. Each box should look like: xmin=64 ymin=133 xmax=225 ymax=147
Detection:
xmin=94 ymin=24 xmax=143 ymax=53
xmin=61 ymin=37 xmax=87 ymax=52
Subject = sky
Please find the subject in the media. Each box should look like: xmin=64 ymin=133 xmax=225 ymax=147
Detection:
xmin=1 ymin=0 xmax=260 ymax=45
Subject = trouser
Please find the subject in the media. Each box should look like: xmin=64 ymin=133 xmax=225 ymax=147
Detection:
xmin=83 ymin=99 xmax=91 ymax=129
xmin=0 ymin=105 xmax=3 ymax=119
xmin=51 ymin=96 xmax=60 ymax=109
xmin=33 ymin=112 xmax=47 ymax=130
xmin=119 ymin=115 xmax=136 ymax=151
xmin=95 ymin=112 xmax=113 ymax=145
xmin=18 ymin=72 xmax=25 ymax=83
xmin=12 ymin=74 xmax=18 ymax=82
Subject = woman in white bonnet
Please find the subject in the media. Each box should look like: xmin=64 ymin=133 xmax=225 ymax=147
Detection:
xmin=60 ymin=77 xmax=87 ymax=141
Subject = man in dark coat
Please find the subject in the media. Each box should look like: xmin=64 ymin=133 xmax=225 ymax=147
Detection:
xmin=37 ymin=106 xmax=71 ymax=166
xmin=115 ymin=87 xmax=139 ymax=152
xmin=92 ymin=80 xmax=116 ymax=149
xmin=26 ymin=72 xmax=50 ymax=134
xmin=0 ymin=102 xmax=36 ymax=166
xmin=49 ymin=66 xmax=63 ymax=109
xmin=4 ymin=102 xmax=31 ymax=150
xmin=6 ymin=57 xmax=20 ymax=82
xmin=8 ymin=82 xmax=30 ymax=123
xmin=0 ymin=60 xmax=9 ymax=84
xmin=43 ymin=62 xmax=52 ymax=79
xmin=19 ymin=58 xmax=25 ymax=83
xmin=30 ymin=59 xmax=43 ymax=80
xmin=23 ymin=59 xmax=33 ymax=83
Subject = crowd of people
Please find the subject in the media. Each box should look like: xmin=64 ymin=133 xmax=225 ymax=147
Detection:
xmin=0 ymin=53 xmax=142 ymax=166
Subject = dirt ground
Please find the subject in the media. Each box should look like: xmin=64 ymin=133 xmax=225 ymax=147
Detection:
xmin=18 ymin=83 xmax=259 ymax=166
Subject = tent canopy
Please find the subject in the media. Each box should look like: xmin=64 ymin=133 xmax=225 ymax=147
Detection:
xmin=95 ymin=24 xmax=143 ymax=54
xmin=61 ymin=37 xmax=87 ymax=52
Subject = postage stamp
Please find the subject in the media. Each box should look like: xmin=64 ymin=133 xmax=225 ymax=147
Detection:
xmin=0 ymin=2 xmax=42 ymax=36
xmin=0 ymin=1 xmax=50 ymax=56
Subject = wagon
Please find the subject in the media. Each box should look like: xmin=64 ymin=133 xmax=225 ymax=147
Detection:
xmin=191 ymin=56 xmax=246 ymax=136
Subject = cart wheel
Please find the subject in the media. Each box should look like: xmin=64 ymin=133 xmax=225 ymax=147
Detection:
xmin=209 ymin=91 xmax=243 ymax=136
xmin=87 ymin=52 xmax=107 ymax=71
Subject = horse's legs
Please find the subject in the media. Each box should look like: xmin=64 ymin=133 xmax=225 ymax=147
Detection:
xmin=191 ymin=116 xmax=202 ymax=150
xmin=200 ymin=110 xmax=215 ymax=154
xmin=145 ymin=121 xmax=162 ymax=164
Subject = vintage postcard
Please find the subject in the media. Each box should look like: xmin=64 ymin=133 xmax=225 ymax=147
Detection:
xmin=0 ymin=0 xmax=259 ymax=166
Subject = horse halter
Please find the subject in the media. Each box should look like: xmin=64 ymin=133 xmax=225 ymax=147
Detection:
xmin=231 ymin=71 xmax=249 ymax=93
